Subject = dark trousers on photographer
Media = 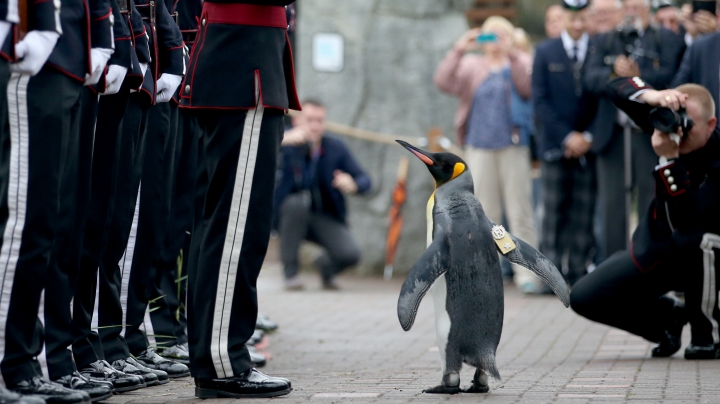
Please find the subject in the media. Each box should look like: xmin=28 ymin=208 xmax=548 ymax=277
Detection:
xmin=570 ymin=236 xmax=720 ymax=347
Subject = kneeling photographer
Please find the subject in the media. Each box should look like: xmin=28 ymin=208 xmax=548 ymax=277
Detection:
xmin=571 ymin=76 xmax=720 ymax=360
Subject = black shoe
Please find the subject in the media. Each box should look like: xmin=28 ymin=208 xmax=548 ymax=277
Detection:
xmin=9 ymin=378 xmax=89 ymax=404
xmin=255 ymin=314 xmax=278 ymax=332
xmin=652 ymin=299 xmax=687 ymax=358
xmin=247 ymin=330 xmax=264 ymax=346
xmin=133 ymin=349 xmax=190 ymax=379
xmin=684 ymin=344 xmax=720 ymax=359
xmin=156 ymin=345 xmax=189 ymax=365
xmin=110 ymin=359 xmax=159 ymax=386
xmin=0 ymin=385 xmax=45 ymax=404
xmin=79 ymin=360 xmax=144 ymax=393
xmin=194 ymin=369 xmax=291 ymax=399
xmin=246 ymin=346 xmax=267 ymax=368
xmin=53 ymin=373 xmax=113 ymax=402
xmin=125 ymin=357 xmax=169 ymax=385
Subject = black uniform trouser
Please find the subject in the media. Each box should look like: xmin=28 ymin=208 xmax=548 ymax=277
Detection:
xmin=122 ymin=102 xmax=178 ymax=355
xmin=97 ymin=93 xmax=150 ymax=363
xmin=71 ymin=87 xmax=131 ymax=369
xmin=148 ymin=110 xmax=198 ymax=347
xmin=0 ymin=68 xmax=83 ymax=386
xmin=43 ymin=88 xmax=98 ymax=380
xmin=571 ymin=243 xmax=720 ymax=347
xmin=186 ymin=105 xmax=283 ymax=379
xmin=539 ymin=156 xmax=597 ymax=286
xmin=596 ymin=126 xmax=656 ymax=261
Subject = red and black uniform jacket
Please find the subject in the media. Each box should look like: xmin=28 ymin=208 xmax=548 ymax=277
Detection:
xmin=179 ymin=0 xmax=300 ymax=111
xmin=608 ymin=76 xmax=720 ymax=272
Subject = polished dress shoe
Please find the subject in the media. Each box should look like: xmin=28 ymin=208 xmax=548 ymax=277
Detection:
xmin=247 ymin=330 xmax=264 ymax=346
xmin=134 ymin=349 xmax=189 ymax=379
xmin=0 ymin=385 xmax=45 ymax=404
xmin=195 ymin=369 xmax=291 ymax=399
xmin=684 ymin=344 xmax=720 ymax=359
xmin=255 ymin=313 xmax=278 ymax=332
xmin=652 ymin=299 xmax=687 ymax=358
xmin=157 ymin=345 xmax=189 ymax=365
xmin=79 ymin=360 xmax=144 ymax=393
xmin=110 ymin=359 xmax=159 ymax=386
xmin=53 ymin=373 xmax=113 ymax=402
xmin=9 ymin=377 xmax=89 ymax=404
xmin=246 ymin=346 xmax=267 ymax=368
xmin=125 ymin=357 xmax=169 ymax=384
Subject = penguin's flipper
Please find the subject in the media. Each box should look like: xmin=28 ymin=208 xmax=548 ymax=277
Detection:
xmin=488 ymin=221 xmax=570 ymax=307
xmin=397 ymin=228 xmax=449 ymax=331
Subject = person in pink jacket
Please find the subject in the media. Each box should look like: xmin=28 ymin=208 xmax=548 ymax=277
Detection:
xmin=434 ymin=16 xmax=542 ymax=293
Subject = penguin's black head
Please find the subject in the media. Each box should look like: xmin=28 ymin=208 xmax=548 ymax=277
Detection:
xmin=396 ymin=140 xmax=467 ymax=187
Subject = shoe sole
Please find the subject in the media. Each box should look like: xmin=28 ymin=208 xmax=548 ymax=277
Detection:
xmin=195 ymin=387 xmax=292 ymax=399
xmin=113 ymin=383 xmax=145 ymax=394
xmin=168 ymin=372 xmax=190 ymax=379
xmin=90 ymin=392 xmax=114 ymax=402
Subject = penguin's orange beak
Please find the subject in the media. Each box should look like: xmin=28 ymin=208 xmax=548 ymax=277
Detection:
xmin=396 ymin=140 xmax=434 ymax=166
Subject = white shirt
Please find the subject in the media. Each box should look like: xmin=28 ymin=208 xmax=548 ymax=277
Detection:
xmin=560 ymin=30 xmax=589 ymax=65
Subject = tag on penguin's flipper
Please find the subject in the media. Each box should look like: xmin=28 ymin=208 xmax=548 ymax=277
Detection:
xmin=491 ymin=225 xmax=516 ymax=255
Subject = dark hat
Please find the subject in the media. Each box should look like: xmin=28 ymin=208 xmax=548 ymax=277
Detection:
xmin=562 ymin=0 xmax=589 ymax=11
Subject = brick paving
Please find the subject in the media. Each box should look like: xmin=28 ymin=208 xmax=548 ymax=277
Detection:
xmin=107 ymin=263 xmax=720 ymax=403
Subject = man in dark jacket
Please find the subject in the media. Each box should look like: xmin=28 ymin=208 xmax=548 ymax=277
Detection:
xmin=583 ymin=0 xmax=686 ymax=261
xmin=571 ymin=77 xmax=720 ymax=360
xmin=180 ymin=0 xmax=299 ymax=398
xmin=672 ymin=30 xmax=720 ymax=118
xmin=533 ymin=0 xmax=598 ymax=288
xmin=275 ymin=100 xmax=372 ymax=291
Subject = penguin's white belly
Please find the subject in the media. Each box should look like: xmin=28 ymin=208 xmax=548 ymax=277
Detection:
xmin=431 ymin=275 xmax=451 ymax=373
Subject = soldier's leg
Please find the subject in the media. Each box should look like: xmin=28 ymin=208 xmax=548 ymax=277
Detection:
xmin=683 ymin=234 xmax=720 ymax=359
xmin=188 ymin=104 xmax=284 ymax=379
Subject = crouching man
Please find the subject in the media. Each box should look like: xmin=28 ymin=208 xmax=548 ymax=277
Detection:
xmin=571 ymin=77 xmax=720 ymax=359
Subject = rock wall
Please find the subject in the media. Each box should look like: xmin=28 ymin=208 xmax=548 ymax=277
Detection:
xmin=295 ymin=0 xmax=475 ymax=275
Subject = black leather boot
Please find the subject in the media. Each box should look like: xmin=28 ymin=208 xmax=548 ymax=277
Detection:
xmin=194 ymin=369 xmax=291 ymax=399
xmin=684 ymin=344 xmax=720 ymax=359
xmin=651 ymin=298 xmax=687 ymax=358
xmin=52 ymin=373 xmax=113 ymax=402
xmin=0 ymin=385 xmax=45 ymax=404
xmin=9 ymin=378 xmax=89 ymax=404
xmin=133 ymin=349 xmax=189 ymax=379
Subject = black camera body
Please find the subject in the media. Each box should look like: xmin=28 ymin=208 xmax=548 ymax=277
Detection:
xmin=649 ymin=107 xmax=694 ymax=137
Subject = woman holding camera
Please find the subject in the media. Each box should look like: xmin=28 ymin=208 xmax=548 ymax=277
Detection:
xmin=434 ymin=16 xmax=538 ymax=292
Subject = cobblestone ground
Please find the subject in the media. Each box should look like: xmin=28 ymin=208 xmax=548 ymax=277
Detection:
xmin=107 ymin=264 xmax=720 ymax=404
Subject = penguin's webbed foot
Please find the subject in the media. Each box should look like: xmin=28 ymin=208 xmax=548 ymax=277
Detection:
xmin=422 ymin=385 xmax=461 ymax=394
xmin=463 ymin=382 xmax=490 ymax=393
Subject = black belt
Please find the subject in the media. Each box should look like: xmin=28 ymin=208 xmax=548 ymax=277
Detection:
xmin=136 ymin=1 xmax=156 ymax=26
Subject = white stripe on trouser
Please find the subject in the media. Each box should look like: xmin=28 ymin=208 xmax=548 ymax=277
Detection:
xmin=140 ymin=308 xmax=155 ymax=348
xmin=37 ymin=291 xmax=48 ymax=379
xmin=210 ymin=87 xmax=264 ymax=378
xmin=120 ymin=185 xmax=141 ymax=336
xmin=0 ymin=74 xmax=31 ymax=387
xmin=92 ymin=272 xmax=99 ymax=330
xmin=700 ymin=233 xmax=720 ymax=344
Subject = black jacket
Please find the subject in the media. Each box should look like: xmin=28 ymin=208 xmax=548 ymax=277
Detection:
xmin=671 ymin=31 xmax=720 ymax=119
xmin=532 ymin=36 xmax=598 ymax=161
xmin=608 ymin=76 xmax=720 ymax=272
xmin=179 ymin=0 xmax=300 ymax=111
xmin=584 ymin=26 xmax=686 ymax=154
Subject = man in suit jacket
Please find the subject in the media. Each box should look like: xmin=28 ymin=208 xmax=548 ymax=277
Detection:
xmin=180 ymin=0 xmax=300 ymax=398
xmin=584 ymin=0 xmax=686 ymax=261
xmin=533 ymin=0 xmax=598 ymax=288
xmin=672 ymin=31 xmax=720 ymax=118
xmin=572 ymin=77 xmax=720 ymax=360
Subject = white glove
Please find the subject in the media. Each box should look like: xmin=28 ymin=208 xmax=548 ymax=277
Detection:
xmin=84 ymin=48 xmax=114 ymax=85
xmin=101 ymin=65 xmax=128 ymax=95
xmin=10 ymin=31 xmax=60 ymax=76
xmin=155 ymin=73 xmax=182 ymax=103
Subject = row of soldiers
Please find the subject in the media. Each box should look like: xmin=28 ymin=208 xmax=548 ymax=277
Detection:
xmin=0 ymin=0 xmax=289 ymax=402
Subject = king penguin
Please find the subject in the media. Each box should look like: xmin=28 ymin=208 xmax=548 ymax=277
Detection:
xmin=395 ymin=140 xmax=570 ymax=394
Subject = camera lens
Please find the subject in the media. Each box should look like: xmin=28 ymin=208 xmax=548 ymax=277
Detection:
xmin=649 ymin=107 xmax=681 ymax=133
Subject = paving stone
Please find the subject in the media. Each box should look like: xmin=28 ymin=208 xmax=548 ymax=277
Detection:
xmin=104 ymin=264 xmax=720 ymax=403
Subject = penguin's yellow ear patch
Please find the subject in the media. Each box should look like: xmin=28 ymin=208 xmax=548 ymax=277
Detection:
xmin=451 ymin=163 xmax=465 ymax=180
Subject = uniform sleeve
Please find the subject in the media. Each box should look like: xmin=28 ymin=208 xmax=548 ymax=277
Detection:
xmin=653 ymin=157 xmax=720 ymax=232
xmin=129 ymin=0 xmax=150 ymax=64
xmin=155 ymin=0 xmax=183 ymax=75
xmin=508 ymin=50 xmax=532 ymax=99
xmin=531 ymin=46 xmax=571 ymax=155
xmin=108 ymin=0 xmax=131 ymax=67
xmin=606 ymin=76 xmax=656 ymax=134
xmin=433 ymin=48 xmax=466 ymax=96
xmin=89 ymin=0 xmax=114 ymax=49
xmin=32 ymin=0 xmax=62 ymax=33
xmin=670 ymin=44 xmax=693 ymax=88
